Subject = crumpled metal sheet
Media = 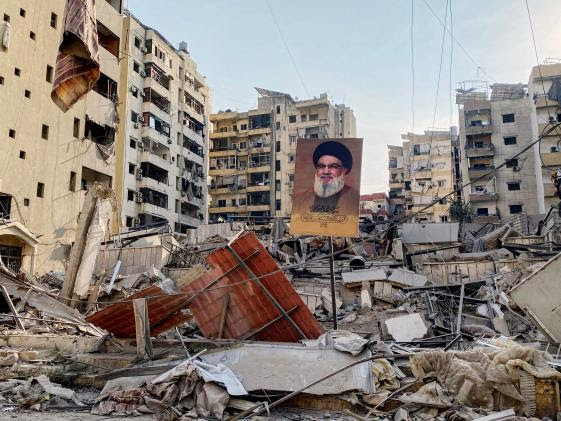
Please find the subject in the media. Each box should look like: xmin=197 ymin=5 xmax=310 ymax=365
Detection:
xmin=181 ymin=232 xmax=323 ymax=342
xmin=86 ymin=285 xmax=192 ymax=338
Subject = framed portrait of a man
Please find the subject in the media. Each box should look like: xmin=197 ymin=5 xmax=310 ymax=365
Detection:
xmin=290 ymin=138 xmax=363 ymax=237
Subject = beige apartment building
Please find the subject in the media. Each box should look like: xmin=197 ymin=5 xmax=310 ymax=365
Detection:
xmin=115 ymin=12 xmax=209 ymax=234
xmin=457 ymin=82 xmax=541 ymax=222
xmin=528 ymin=63 xmax=561 ymax=213
xmin=0 ymin=0 xmax=123 ymax=274
xmin=208 ymin=89 xmax=356 ymax=220
xmin=388 ymin=129 xmax=458 ymax=223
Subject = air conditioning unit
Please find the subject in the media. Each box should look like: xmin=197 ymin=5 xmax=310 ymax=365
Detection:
xmin=139 ymin=90 xmax=146 ymax=98
xmin=134 ymin=122 xmax=140 ymax=129
xmin=512 ymin=166 xmax=521 ymax=172
xmin=167 ymin=138 xmax=173 ymax=145
xmin=137 ymin=116 xmax=144 ymax=123
xmin=136 ymin=168 xmax=143 ymax=180
xmin=139 ymin=69 xmax=147 ymax=77
xmin=136 ymin=192 xmax=144 ymax=203
xmin=181 ymin=191 xmax=186 ymax=197
xmin=433 ymin=196 xmax=440 ymax=201
xmin=133 ymin=217 xmax=141 ymax=227
xmin=140 ymin=46 xmax=148 ymax=53
xmin=130 ymin=86 xmax=138 ymax=94
xmin=137 ymin=141 xmax=144 ymax=149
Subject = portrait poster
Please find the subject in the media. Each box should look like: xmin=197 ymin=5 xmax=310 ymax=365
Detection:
xmin=290 ymin=138 xmax=363 ymax=237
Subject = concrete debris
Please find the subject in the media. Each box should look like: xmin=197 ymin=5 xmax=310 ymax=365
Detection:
xmin=1 ymin=212 xmax=561 ymax=419
xmin=384 ymin=313 xmax=428 ymax=342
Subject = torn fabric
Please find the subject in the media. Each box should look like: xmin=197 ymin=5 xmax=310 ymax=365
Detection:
xmin=51 ymin=0 xmax=100 ymax=112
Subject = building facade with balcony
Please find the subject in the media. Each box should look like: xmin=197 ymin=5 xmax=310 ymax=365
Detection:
xmin=398 ymin=129 xmax=458 ymax=223
xmin=0 ymin=0 xmax=123 ymax=273
xmin=457 ymin=82 xmax=540 ymax=222
xmin=208 ymin=89 xmax=356 ymax=220
xmin=115 ymin=12 xmax=210 ymax=234
xmin=360 ymin=193 xmax=389 ymax=221
xmin=528 ymin=64 xmax=561 ymax=213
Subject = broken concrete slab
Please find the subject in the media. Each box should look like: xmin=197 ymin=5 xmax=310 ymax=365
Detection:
xmin=201 ymin=342 xmax=374 ymax=395
xmin=388 ymin=268 xmax=428 ymax=288
xmin=341 ymin=268 xmax=387 ymax=286
xmin=384 ymin=313 xmax=427 ymax=342
xmin=510 ymin=251 xmax=561 ymax=342
xmin=360 ymin=281 xmax=372 ymax=314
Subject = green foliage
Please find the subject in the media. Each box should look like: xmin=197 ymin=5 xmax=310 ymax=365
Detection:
xmin=448 ymin=199 xmax=474 ymax=223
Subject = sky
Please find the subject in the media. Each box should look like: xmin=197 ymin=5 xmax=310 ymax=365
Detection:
xmin=126 ymin=0 xmax=561 ymax=193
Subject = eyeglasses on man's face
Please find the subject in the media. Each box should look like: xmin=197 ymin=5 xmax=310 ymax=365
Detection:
xmin=316 ymin=163 xmax=342 ymax=170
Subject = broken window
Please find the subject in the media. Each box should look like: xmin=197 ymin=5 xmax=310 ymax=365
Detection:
xmin=144 ymin=113 xmax=170 ymax=137
xmin=84 ymin=118 xmax=115 ymax=148
xmin=184 ymin=91 xmax=204 ymax=115
xmin=92 ymin=73 xmax=118 ymax=102
xmin=0 ymin=194 xmax=11 ymax=219
xmin=0 ymin=245 xmax=22 ymax=273
xmin=249 ymin=114 xmax=271 ymax=129
xmin=477 ymin=208 xmax=489 ymax=216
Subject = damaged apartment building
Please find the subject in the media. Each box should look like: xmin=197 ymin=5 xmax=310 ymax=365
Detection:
xmin=0 ymin=0 xmax=123 ymax=273
xmin=388 ymin=128 xmax=459 ymax=222
xmin=456 ymin=82 xmax=541 ymax=222
xmin=0 ymin=2 xmax=210 ymax=275
xmin=115 ymin=12 xmax=210 ymax=233
xmin=208 ymin=89 xmax=356 ymax=220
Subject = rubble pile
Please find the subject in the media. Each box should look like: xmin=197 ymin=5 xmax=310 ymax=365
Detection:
xmin=1 ymin=213 xmax=561 ymax=419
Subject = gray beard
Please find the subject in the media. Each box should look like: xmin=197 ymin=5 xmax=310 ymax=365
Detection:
xmin=314 ymin=175 xmax=345 ymax=198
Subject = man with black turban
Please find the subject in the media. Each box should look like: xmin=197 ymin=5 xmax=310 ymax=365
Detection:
xmin=294 ymin=140 xmax=359 ymax=214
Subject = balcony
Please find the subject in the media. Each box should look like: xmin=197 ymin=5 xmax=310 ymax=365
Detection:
xmin=139 ymin=176 xmax=170 ymax=193
xmin=465 ymin=143 xmax=495 ymax=158
xmin=413 ymin=169 xmax=432 ymax=179
xmin=247 ymin=127 xmax=271 ymax=136
xmin=208 ymin=167 xmax=237 ymax=176
xmin=389 ymin=181 xmax=402 ymax=189
xmin=248 ymin=162 xmax=271 ymax=173
xmin=141 ymin=125 xmax=171 ymax=145
xmin=183 ymin=149 xmax=204 ymax=166
xmin=469 ymin=192 xmax=498 ymax=202
xmin=247 ymin=184 xmax=270 ymax=192
xmin=179 ymin=213 xmax=201 ymax=228
xmin=210 ymin=130 xmax=237 ymax=139
xmin=209 ymin=205 xmax=245 ymax=214
xmin=143 ymin=73 xmax=169 ymax=100
xmin=140 ymin=202 xmax=168 ymax=216
xmin=468 ymin=166 xmax=494 ymax=179
xmin=247 ymin=204 xmax=270 ymax=212
xmin=465 ymin=123 xmax=493 ymax=135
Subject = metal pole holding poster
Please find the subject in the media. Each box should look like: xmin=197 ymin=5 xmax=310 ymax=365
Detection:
xmin=328 ymin=236 xmax=338 ymax=330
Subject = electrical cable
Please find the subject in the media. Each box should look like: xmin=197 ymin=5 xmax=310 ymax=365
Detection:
xmin=422 ymin=0 xmax=495 ymax=82
xmin=525 ymin=0 xmax=561 ymax=171
xmin=38 ymin=123 xmax=561 ymax=308
xmin=265 ymin=0 xmax=310 ymax=98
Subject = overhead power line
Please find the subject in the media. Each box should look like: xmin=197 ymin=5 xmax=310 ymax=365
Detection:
xmin=422 ymin=0 xmax=495 ymax=82
xmin=265 ymin=0 xmax=310 ymax=98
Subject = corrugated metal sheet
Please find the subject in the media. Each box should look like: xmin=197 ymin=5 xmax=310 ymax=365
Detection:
xmin=86 ymin=285 xmax=192 ymax=338
xmin=181 ymin=232 xmax=323 ymax=342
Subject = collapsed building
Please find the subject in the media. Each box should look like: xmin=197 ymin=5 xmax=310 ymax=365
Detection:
xmin=1 ymin=181 xmax=561 ymax=420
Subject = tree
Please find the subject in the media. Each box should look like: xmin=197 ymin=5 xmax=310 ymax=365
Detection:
xmin=448 ymin=199 xmax=474 ymax=224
